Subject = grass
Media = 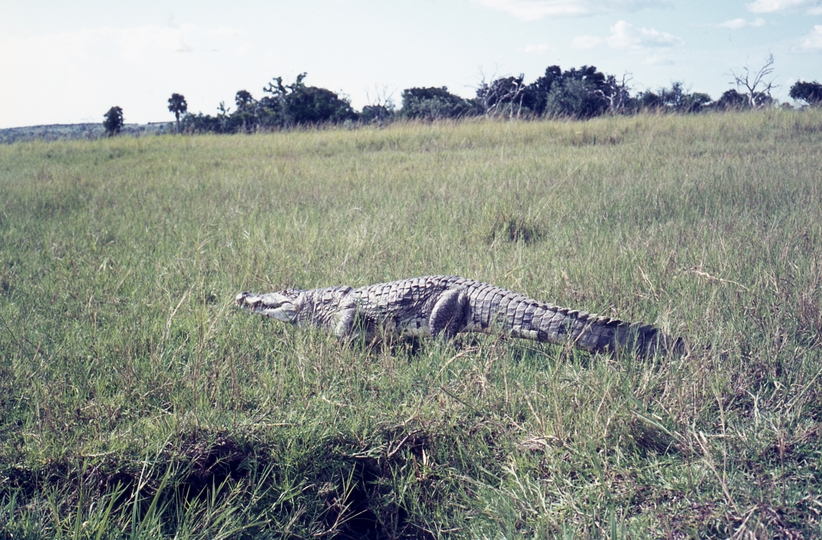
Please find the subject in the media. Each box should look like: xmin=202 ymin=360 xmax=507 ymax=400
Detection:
xmin=1 ymin=110 xmax=821 ymax=538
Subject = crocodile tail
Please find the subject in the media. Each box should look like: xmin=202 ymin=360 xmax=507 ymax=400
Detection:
xmin=535 ymin=307 xmax=682 ymax=356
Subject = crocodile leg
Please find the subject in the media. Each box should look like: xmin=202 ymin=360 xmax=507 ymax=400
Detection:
xmin=429 ymin=288 xmax=470 ymax=339
xmin=332 ymin=294 xmax=359 ymax=339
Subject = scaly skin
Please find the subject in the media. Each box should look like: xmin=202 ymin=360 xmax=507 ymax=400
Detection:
xmin=236 ymin=275 xmax=682 ymax=356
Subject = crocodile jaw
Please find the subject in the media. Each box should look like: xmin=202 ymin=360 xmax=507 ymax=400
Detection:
xmin=235 ymin=291 xmax=302 ymax=323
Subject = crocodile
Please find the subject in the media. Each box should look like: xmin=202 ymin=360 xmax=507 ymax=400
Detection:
xmin=236 ymin=275 xmax=682 ymax=356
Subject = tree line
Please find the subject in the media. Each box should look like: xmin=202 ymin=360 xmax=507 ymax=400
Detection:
xmin=103 ymin=60 xmax=822 ymax=136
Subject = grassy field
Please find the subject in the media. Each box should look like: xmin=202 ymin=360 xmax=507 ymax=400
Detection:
xmin=1 ymin=111 xmax=821 ymax=539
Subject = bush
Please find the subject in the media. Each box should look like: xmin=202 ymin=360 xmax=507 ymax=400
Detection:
xmin=400 ymin=87 xmax=476 ymax=120
xmin=790 ymin=80 xmax=822 ymax=107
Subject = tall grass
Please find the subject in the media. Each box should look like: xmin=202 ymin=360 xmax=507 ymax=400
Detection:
xmin=1 ymin=110 xmax=821 ymax=538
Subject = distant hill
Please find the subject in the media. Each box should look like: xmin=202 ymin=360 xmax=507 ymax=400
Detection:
xmin=0 ymin=122 xmax=171 ymax=144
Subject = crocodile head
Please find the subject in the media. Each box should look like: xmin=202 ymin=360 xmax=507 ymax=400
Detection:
xmin=235 ymin=290 xmax=306 ymax=323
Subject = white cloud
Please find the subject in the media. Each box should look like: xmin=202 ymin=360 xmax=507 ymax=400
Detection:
xmin=572 ymin=20 xmax=682 ymax=50
xmin=642 ymin=54 xmax=675 ymax=65
xmin=524 ymin=43 xmax=552 ymax=53
xmin=475 ymin=0 xmax=592 ymax=19
xmin=608 ymin=20 xmax=682 ymax=48
xmin=798 ymin=24 xmax=822 ymax=50
xmin=473 ymin=0 xmax=671 ymax=20
xmin=747 ymin=0 xmax=821 ymax=13
xmin=718 ymin=17 xmax=766 ymax=29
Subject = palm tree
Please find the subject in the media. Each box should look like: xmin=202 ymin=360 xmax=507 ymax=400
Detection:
xmin=167 ymin=93 xmax=188 ymax=133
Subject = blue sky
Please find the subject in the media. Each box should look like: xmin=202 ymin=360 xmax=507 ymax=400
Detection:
xmin=1 ymin=0 xmax=820 ymax=128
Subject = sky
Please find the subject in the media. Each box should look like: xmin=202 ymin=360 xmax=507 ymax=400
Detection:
xmin=1 ymin=0 xmax=821 ymax=129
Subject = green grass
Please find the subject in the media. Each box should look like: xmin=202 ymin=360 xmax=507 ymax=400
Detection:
xmin=1 ymin=110 xmax=821 ymax=538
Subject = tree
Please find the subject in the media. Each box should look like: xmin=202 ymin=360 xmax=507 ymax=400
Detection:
xmin=476 ymin=74 xmax=529 ymax=118
xmin=235 ymin=90 xmax=255 ymax=111
xmin=526 ymin=65 xmax=563 ymax=116
xmin=168 ymin=93 xmax=188 ymax=133
xmin=657 ymin=82 xmax=711 ymax=113
xmin=180 ymin=112 xmax=222 ymax=133
xmin=288 ymin=86 xmax=355 ymax=124
xmin=400 ymin=86 xmax=475 ymax=120
xmin=543 ymin=79 xmax=601 ymax=118
xmin=730 ymin=53 xmax=777 ymax=109
xmin=526 ymin=65 xmax=611 ymax=119
xmin=544 ymin=67 xmax=610 ymax=119
xmin=716 ymin=89 xmax=749 ymax=110
xmin=637 ymin=90 xmax=663 ymax=111
xmin=258 ymin=76 xmax=292 ymax=127
xmin=232 ymin=90 xmax=259 ymax=132
xmin=257 ymin=73 xmax=355 ymax=128
xmin=360 ymin=85 xmax=396 ymax=124
xmin=595 ymin=73 xmax=633 ymax=114
xmin=684 ymin=92 xmax=713 ymax=113
xmin=789 ymin=80 xmax=822 ymax=107
xmin=103 ymin=106 xmax=124 ymax=136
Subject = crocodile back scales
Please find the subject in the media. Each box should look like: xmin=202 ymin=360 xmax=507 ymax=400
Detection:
xmin=346 ymin=276 xmax=674 ymax=354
